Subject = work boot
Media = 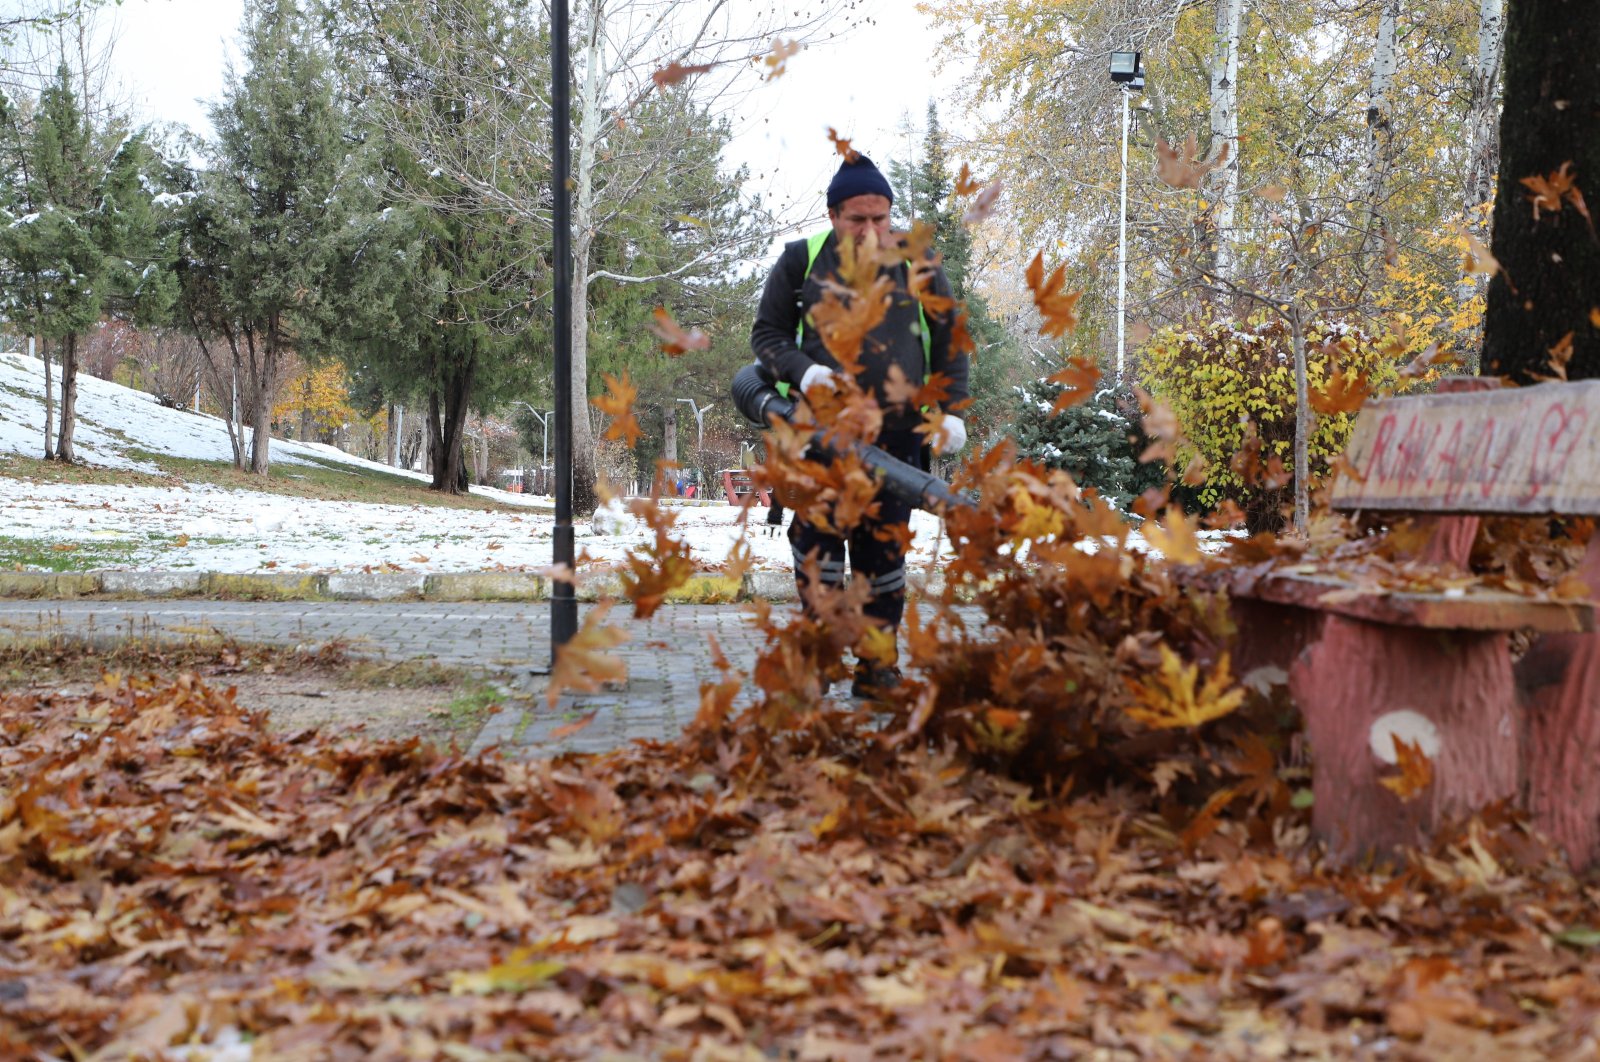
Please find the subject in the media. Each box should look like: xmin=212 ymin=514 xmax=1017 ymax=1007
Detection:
xmin=851 ymin=664 xmax=903 ymax=700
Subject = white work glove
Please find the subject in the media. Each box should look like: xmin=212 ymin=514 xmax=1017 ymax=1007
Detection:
xmin=933 ymin=414 xmax=967 ymax=456
xmin=800 ymin=363 xmax=839 ymax=393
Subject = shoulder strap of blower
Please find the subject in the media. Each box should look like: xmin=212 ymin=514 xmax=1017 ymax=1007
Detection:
xmin=775 ymin=230 xmax=932 ymax=398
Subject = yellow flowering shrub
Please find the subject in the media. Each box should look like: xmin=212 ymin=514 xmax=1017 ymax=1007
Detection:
xmin=1137 ymin=317 xmax=1401 ymax=528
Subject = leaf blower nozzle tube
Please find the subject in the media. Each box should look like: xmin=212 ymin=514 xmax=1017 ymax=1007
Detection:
xmin=731 ymin=362 xmax=973 ymax=514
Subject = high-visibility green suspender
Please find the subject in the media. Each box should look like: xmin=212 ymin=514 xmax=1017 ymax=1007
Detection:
xmin=777 ymin=230 xmax=932 ymax=398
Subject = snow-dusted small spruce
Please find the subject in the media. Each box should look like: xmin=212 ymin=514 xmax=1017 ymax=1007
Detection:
xmin=1008 ymin=377 xmax=1162 ymax=512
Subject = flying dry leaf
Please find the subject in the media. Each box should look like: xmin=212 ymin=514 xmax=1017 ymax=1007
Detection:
xmin=1155 ymin=133 xmax=1230 ymax=190
xmin=592 ymin=371 xmax=643 ymax=448
xmin=949 ymin=306 xmax=976 ymax=356
xmin=1379 ymin=736 xmax=1434 ymax=802
xmin=962 ymin=179 xmax=1004 ymax=226
xmin=1129 ymin=320 xmax=1153 ymax=345
xmin=1310 ymin=370 xmax=1373 ymax=415
xmin=548 ymin=604 xmax=629 ymax=707
xmin=1591 ymin=307 xmax=1600 ymax=329
xmin=547 ymin=711 xmax=598 ymax=741
xmin=826 ymin=126 xmax=859 ymax=163
xmin=763 ymin=38 xmax=800 ymax=79
xmin=647 ymin=307 xmax=711 ymax=356
xmin=1124 ymin=645 xmax=1246 ymax=729
xmin=1459 ymin=227 xmax=1501 ymax=278
xmin=1540 ymin=332 xmax=1576 ymax=382
xmin=651 ymin=60 xmax=715 ymax=89
xmin=1143 ymin=509 xmax=1203 ymax=565
xmin=1025 ymin=251 xmax=1082 ymax=338
xmin=953 ymin=162 xmax=983 ymax=197
xmin=1045 ymin=355 xmax=1100 ymax=414
xmin=1520 ymin=161 xmax=1587 ymax=222
xmin=1254 ymin=182 xmax=1287 ymax=202
xmin=1398 ymin=342 xmax=1462 ymax=380
xmin=1136 ymin=388 xmax=1181 ymax=464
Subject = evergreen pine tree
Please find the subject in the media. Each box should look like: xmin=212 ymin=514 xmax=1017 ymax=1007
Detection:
xmin=183 ymin=0 xmax=363 ymax=475
xmin=887 ymin=102 xmax=1022 ymax=445
xmin=0 ymin=64 xmax=163 ymax=462
xmin=1009 ymin=376 xmax=1163 ymax=511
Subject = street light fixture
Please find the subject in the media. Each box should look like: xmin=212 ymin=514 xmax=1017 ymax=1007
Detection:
xmin=676 ymin=398 xmax=712 ymax=491
xmin=1109 ymin=50 xmax=1145 ymax=380
xmin=511 ymin=401 xmax=553 ymax=485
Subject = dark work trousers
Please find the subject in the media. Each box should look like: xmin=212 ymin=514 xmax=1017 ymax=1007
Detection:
xmin=788 ymin=432 xmax=921 ymax=646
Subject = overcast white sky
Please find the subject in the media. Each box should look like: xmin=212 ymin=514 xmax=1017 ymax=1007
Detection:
xmin=104 ymin=0 xmax=972 ymax=257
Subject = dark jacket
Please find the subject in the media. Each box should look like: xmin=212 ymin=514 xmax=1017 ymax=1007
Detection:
xmin=749 ymin=231 xmax=969 ymax=434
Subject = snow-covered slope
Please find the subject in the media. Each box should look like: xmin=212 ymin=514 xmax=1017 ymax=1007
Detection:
xmin=0 ymin=350 xmax=949 ymax=574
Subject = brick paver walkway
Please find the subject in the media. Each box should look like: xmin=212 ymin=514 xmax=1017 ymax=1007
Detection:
xmin=0 ymin=600 xmax=786 ymax=757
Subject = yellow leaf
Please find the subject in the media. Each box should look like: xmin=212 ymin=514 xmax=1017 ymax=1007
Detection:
xmin=1143 ymin=509 xmax=1202 ymax=564
xmin=449 ymin=948 xmax=566 ymax=995
xmin=1124 ymin=645 xmax=1245 ymax=730
xmin=1379 ymin=737 xmax=1434 ymax=802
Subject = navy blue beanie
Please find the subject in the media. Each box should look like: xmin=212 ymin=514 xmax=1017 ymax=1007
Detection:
xmin=826 ymin=154 xmax=894 ymax=209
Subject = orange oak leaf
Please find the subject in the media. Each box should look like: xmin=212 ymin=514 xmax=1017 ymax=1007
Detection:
xmin=1046 ymin=355 xmax=1100 ymax=414
xmin=1398 ymin=342 xmax=1462 ymax=381
xmin=1379 ymin=736 xmax=1434 ymax=802
xmin=1025 ymin=251 xmax=1082 ymax=338
xmin=592 ymin=371 xmax=643 ymax=448
xmin=763 ymin=38 xmax=800 ymax=79
xmin=547 ymin=604 xmax=629 ymax=707
xmin=826 ymin=126 xmax=859 ymax=163
xmin=651 ymin=60 xmax=715 ymax=89
xmin=950 ymin=306 xmax=976 ymax=356
xmin=1310 ymin=370 xmax=1373 ymax=415
xmin=1155 ymin=133 xmax=1229 ymax=190
xmin=1459 ymin=227 xmax=1501 ymax=278
xmin=953 ymin=162 xmax=983 ymax=197
xmin=962 ymin=179 xmax=1004 ymax=226
xmin=647 ymin=307 xmax=711 ymax=356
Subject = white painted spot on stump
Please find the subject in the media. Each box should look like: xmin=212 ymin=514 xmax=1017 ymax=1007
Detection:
xmin=1369 ymin=710 xmax=1442 ymax=764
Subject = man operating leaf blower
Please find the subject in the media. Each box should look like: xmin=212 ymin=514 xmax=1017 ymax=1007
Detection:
xmin=746 ymin=152 xmax=970 ymax=699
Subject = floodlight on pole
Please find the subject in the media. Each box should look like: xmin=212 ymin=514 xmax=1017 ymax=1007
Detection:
xmin=1109 ymin=50 xmax=1145 ymax=380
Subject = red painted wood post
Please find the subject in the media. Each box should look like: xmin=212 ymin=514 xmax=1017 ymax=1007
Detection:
xmin=1517 ymin=538 xmax=1600 ymax=870
xmin=1291 ymin=615 xmax=1520 ymax=863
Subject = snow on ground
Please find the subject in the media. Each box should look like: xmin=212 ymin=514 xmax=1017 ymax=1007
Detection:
xmin=0 ymin=350 xmax=950 ymax=574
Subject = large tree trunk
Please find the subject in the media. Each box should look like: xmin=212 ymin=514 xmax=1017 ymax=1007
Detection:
xmin=663 ymin=402 xmax=679 ymax=466
xmin=55 ymin=332 xmax=79 ymax=463
xmin=1360 ymin=0 xmax=1401 ymax=278
xmin=428 ymin=354 xmax=476 ymax=493
xmin=1208 ymin=0 xmax=1244 ymax=283
xmin=1481 ymin=0 xmax=1600 ymax=382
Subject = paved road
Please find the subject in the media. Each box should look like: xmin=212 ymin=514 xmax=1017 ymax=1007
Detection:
xmin=0 ymin=599 xmax=775 ymax=757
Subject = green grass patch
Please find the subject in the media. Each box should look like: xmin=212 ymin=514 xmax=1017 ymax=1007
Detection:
xmin=124 ymin=449 xmax=534 ymax=512
xmin=0 ymin=451 xmax=179 ymax=488
xmin=0 ymin=533 xmax=143 ymax=572
xmin=437 ymin=681 xmax=507 ymax=730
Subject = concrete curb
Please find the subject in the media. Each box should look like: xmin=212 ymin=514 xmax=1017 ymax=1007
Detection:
xmin=0 ymin=567 xmax=966 ymax=604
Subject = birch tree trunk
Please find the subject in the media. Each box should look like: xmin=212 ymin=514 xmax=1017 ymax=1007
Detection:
xmin=1208 ymin=0 xmax=1244 ymax=284
xmin=1463 ymin=0 xmax=1506 ymax=214
xmin=1290 ymin=310 xmax=1310 ymax=537
xmin=568 ymin=0 xmax=606 ymax=516
xmin=1361 ymin=0 xmax=1401 ymax=276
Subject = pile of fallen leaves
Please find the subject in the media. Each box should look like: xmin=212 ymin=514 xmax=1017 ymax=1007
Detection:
xmin=6 ymin=672 xmax=1600 ymax=1058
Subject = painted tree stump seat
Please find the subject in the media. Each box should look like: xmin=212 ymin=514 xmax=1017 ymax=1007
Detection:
xmin=1213 ymin=377 xmax=1600 ymax=867
xmin=719 ymin=469 xmax=771 ymax=507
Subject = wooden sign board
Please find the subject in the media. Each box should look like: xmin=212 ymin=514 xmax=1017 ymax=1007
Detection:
xmin=1331 ymin=380 xmax=1600 ymax=515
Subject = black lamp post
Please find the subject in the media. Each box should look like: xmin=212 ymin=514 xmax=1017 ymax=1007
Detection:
xmin=550 ymin=0 xmax=577 ymax=651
